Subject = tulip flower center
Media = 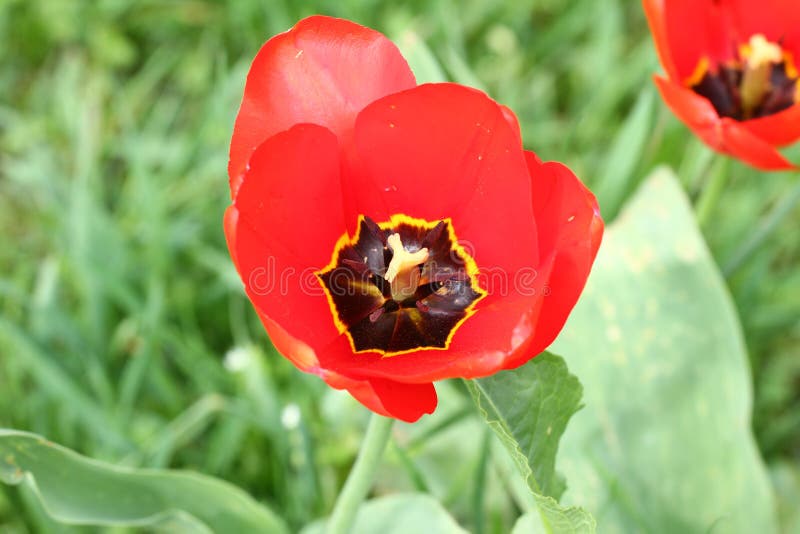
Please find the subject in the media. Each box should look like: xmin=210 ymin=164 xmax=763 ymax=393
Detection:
xmin=317 ymin=215 xmax=485 ymax=356
xmin=384 ymin=233 xmax=430 ymax=301
xmin=687 ymin=33 xmax=799 ymax=120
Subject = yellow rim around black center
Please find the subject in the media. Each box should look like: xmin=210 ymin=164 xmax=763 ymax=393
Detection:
xmin=317 ymin=214 xmax=485 ymax=356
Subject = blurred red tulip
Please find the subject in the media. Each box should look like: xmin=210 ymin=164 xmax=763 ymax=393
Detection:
xmin=225 ymin=16 xmax=603 ymax=422
xmin=644 ymin=0 xmax=800 ymax=170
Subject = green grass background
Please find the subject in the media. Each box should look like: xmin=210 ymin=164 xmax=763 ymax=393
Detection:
xmin=1 ymin=0 xmax=798 ymax=532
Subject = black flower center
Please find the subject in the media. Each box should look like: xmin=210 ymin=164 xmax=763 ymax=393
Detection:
xmin=317 ymin=215 xmax=485 ymax=356
xmin=689 ymin=34 xmax=799 ymax=120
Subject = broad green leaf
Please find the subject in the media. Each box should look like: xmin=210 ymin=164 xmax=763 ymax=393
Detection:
xmin=0 ymin=430 xmax=289 ymax=533
xmin=552 ymin=168 xmax=778 ymax=533
xmin=302 ymin=493 xmax=467 ymax=534
xmin=467 ymin=353 xmax=595 ymax=534
xmin=512 ymin=511 xmax=548 ymax=534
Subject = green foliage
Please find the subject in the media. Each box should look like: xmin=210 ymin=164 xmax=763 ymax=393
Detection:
xmin=552 ymin=169 xmax=778 ymax=533
xmin=593 ymin=87 xmax=656 ymax=220
xmin=0 ymin=430 xmax=288 ymax=533
xmin=303 ymin=493 xmax=468 ymax=534
xmin=468 ymin=354 xmax=594 ymax=533
xmin=770 ymin=461 xmax=800 ymax=533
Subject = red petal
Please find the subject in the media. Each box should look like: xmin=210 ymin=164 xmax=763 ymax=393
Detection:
xmin=441 ymin=290 xmax=549 ymax=375
xmin=728 ymin=0 xmax=800 ymax=56
xmin=654 ymin=74 xmax=727 ymax=149
xmin=259 ymin=311 xmax=435 ymax=422
xmin=230 ymin=124 xmax=346 ymax=354
xmin=367 ymin=379 xmax=437 ymax=422
xmin=718 ymin=118 xmax=796 ymax=170
xmin=348 ymin=82 xmax=539 ymax=278
xmin=643 ymin=0 xmax=680 ymax=80
xmin=228 ymin=15 xmax=416 ymax=196
xmin=223 ymin=205 xmax=241 ymax=273
xmin=742 ymin=104 xmax=800 ymax=147
xmin=321 ymin=371 xmax=391 ymax=418
xmin=654 ymin=75 xmax=721 ymax=129
xmin=317 ymin=291 xmax=545 ymax=383
xmin=662 ymin=0 xmax=736 ymax=80
xmin=654 ymin=76 xmax=795 ymax=170
xmin=499 ymin=104 xmax=523 ymax=147
xmin=257 ymin=311 xmax=322 ymax=373
xmin=523 ymin=154 xmax=604 ymax=357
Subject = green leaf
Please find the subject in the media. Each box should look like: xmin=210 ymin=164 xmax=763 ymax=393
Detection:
xmin=0 ymin=430 xmax=289 ymax=533
xmin=551 ymin=168 xmax=779 ymax=533
xmin=512 ymin=511 xmax=548 ymax=534
xmin=302 ymin=493 xmax=467 ymax=534
xmin=468 ymin=353 xmax=580 ymax=500
xmin=467 ymin=353 xmax=595 ymax=534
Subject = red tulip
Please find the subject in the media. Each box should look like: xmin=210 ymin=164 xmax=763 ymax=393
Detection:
xmin=644 ymin=0 xmax=800 ymax=170
xmin=225 ymin=16 xmax=603 ymax=422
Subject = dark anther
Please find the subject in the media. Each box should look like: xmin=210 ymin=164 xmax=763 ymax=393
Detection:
xmin=693 ymin=61 xmax=797 ymax=120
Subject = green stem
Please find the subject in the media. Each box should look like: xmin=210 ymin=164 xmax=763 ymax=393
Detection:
xmin=695 ymin=156 xmax=731 ymax=228
xmin=327 ymin=414 xmax=394 ymax=534
xmin=470 ymin=429 xmax=491 ymax=534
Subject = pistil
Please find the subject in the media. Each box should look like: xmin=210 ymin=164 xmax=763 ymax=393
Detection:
xmin=740 ymin=34 xmax=783 ymax=118
xmin=384 ymin=233 xmax=429 ymax=302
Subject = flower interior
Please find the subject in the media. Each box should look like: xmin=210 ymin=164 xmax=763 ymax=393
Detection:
xmin=687 ymin=33 xmax=799 ymax=120
xmin=317 ymin=215 xmax=485 ymax=356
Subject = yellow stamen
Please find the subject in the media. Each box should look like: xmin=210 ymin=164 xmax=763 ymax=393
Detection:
xmin=685 ymin=56 xmax=710 ymax=87
xmin=740 ymin=34 xmax=784 ymax=118
xmin=783 ymin=51 xmax=798 ymax=79
xmin=742 ymin=34 xmax=783 ymax=67
xmin=385 ymin=233 xmax=428 ymax=301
